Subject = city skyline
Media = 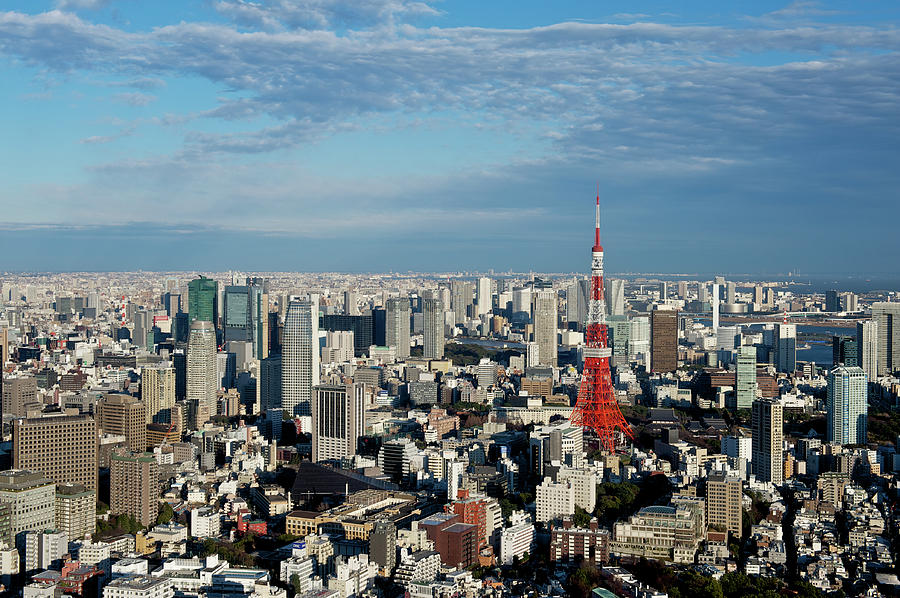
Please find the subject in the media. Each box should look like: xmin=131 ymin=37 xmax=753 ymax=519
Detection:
xmin=2 ymin=1 xmax=900 ymax=273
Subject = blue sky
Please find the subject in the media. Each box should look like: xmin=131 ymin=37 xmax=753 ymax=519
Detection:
xmin=1 ymin=1 xmax=899 ymax=274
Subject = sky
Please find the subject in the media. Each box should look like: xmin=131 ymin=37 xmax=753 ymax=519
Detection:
xmin=1 ymin=1 xmax=899 ymax=275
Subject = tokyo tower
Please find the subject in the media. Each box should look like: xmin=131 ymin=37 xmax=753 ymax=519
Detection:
xmin=569 ymin=192 xmax=634 ymax=453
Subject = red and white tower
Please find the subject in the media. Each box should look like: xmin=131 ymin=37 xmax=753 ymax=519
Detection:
xmin=569 ymin=192 xmax=634 ymax=453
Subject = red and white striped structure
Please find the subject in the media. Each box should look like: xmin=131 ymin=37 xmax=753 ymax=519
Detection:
xmin=569 ymin=192 xmax=634 ymax=452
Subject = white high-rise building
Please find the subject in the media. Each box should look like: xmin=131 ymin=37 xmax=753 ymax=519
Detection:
xmin=283 ymin=298 xmax=320 ymax=418
xmin=24 ymin=529 xmax=68 ymax=572
xmin=857 ymin=320 xmax=879 ymax=381
xmin=711 ymin=283 xmax=720 ymax=331
xmin=476 ymin=277 xmax=492 ymax=316
xmin=827 ymin=366 xmax=868 ymax=446
xmin=186 ymin=320 xmax=217 ymax=426
xmin=536 ymin=477 xmax=574 ymax=523
xmin=312 ymin=384 xmax=365 ymax=463
xmin=752 ymin=399 xmax=783 ymax=485
xmin=628 ymin=316 xmax=650 ymax=366
xmin=385 ymin=297 xmax=410 ymax=360
xmin=872 ymin=302 xmax=900 ymax=375
xmin=422 ymin=298 xmax=445 ymax=360
xmin=343 ymin=290 xmax=359 ymax=316
xmin=606 ymin=279 xmax=625 ymax=317
xmin=322 ymin=330 xmax=354 ymax=363
xmin=532 ymin=289 xmax=558 ymax=366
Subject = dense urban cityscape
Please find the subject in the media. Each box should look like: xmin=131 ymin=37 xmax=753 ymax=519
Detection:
xmin=1 ymin=197 xmax=900 ymax=598
xmin=3 ymin=1 xmax=900 ymax=597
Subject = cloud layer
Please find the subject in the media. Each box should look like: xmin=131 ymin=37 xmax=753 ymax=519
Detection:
xmin=1 ymin=3 xmax=899 ymax=273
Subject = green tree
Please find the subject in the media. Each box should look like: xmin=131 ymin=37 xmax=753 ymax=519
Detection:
xmin=573 ymin=505 xmax=592 ymax=527
xmin=156 ymin=503 xmax=175 ymax=525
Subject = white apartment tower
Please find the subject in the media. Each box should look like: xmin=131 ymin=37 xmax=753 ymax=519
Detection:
xmin=283 ymin=298 xmax=320 ymax=418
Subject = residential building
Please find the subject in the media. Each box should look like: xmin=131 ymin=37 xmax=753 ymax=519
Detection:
xmin=141 ymin=365 xmax=175 ymax=425
xmin=422 ymin=298 xmax=445 ymax=360
xmin=110 ymin=452 xmax=159 ymax=527
xmin=872 ymin=302 xmax=900 ymax=375
xmin=532 ymin=289 xmax=558 ymax=366
xmin=56 ymin=483 xmax=95 ymax=541
xmin=826 ymin=366 xmax=868 ymax=446
xmin=857 ymin=320 xmax=879 ymax=381
xmin=186 ymin=320 xmax=217 ymax=427
xmin=706 ymin=475 xmax=742 ymax=537
xmin=752 ymin=399 xmax=783 ymax=485
xmin=385 ymin=297 xmax=410 ymax=360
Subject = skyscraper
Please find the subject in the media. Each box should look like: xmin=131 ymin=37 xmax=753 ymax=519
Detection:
xmin=726 ymin=281 xmax=736 ymax=304
xmin=187 ymin=320 xmax=218 ymax=427
xmin=752 ymin=399 xmax=783 ymax=485
xmin=283 ymin=298 xmax=319 ymax=418
xmin=567 ymin=278 xmax=590 ymax=329
xmin=476 ymin=277 xmax=492 ymax=316
xmin=832 ymin=336 xmax=857 ymax=367
xmin=248 ymin=279 xmax=269 ymax=359
xmin=826 ymin=366 xmax=867 ymax=446
xmin=188 ymin=276 xmax=218 ymax=325
xmin=224 ymin=285 xmax=251 ymax=342
xmin=774 ymin=323 xmax=797 ymax=373
xmin=259 ymin=354 xmax=282 ymax=412
xmin=13 ymin=412 xmax=98 ymax=492
xmin=385 ymin=297 xmax=411 ymax=360
xmin=711 ymin=283 xmax=720 ymax=332
xmin=343 ymin=290 xmax=359 ymax=316
xmin=110 ymin=452 xmax=159 ymax=527
xmin=532 ymin=289 xmax=558 ymax=366
xmin=825 ymin=290 xmax=841 ymax=312
xmin=734 ymin=345 xmax=757 ymax=410
xmin=142 ymin=364 xmax=175 ymax=424
xmin=423 ymin=298 xmax=445 ymax=360
xmin=650 ymin=309 xmax=678 ymax=373
xmin=857 ymin=320 xmax=879 ymax=381
xmin=311 ymin=384 xmax=365 ymax=463
xmin=451 ymin=281 xmax=474 ymax=325
xmin=872 ymin=303 xmax=900 ymax=375
xmin=605 ymin=279 xmax=625 ymax=317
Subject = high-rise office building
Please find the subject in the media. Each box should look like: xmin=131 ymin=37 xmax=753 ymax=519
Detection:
xmin=857 ymin=320 xmax=879 ymax=381
xmin=532 ymin=289 xmax=558 ymax=367
xmin=249 ymin=281 xmax=269 ymax=360
xmin=188 ymin=276 xmax=218 ymax=325
xmin=311 ymin=384 xmax=365 ymax=463
xmin=385 ymin=297 xmax=411 ymax=360
xmin=187 ymin=320 xmax=218 ymax=427
xmin=423 ymin=298 xmax=445 ymax=360
xmin=142 ymin=364 xmax=175 ymax=425
xmin=0 ymin=470 xmax=55 ymax=545
xmin=605 ymin=279 xmax=625 ymax=317
xmin=55 ymin=483 xmax=95 ymax=541
xmin=2 ymin=375 xmax=38 ymax=418
xmin=734 ymin=345 xmax=757 ymax=410
xmin=752 ymin=399 xmax=783 ymax=485
xmin=832 ymin=336 xmax=858 ymax=367
xmin=826 ymin=366 xmax=867 ymax=446
xmin=13 ymin=412 xmax=98 ymax=492
xmin=110 ymin=452 xmax=159 ymax=527
xmin=567 ymin=279 xmax=590 ymax=329
xmin=320 ymin=314 xmax=373 ymax=357
xmin=450 ymin=281 xmax=474 ymax=324
xmin=283 ymin=299 xmax=319 ymax=418
xmin=476 ymin=277 xmax=492 ymax=316
xmin=650 ymin=309 xmax=678 ymax=373
xmin=678 ymin=281 xmax=688 ymax=300
xmin=344 ymin=290 xmax=359 ymax=316
xmin=825 ymin=290 xmax=841 ymax=313
xmin=706 ymin=474 xmax=742 ymax=538
xmin=259 ymin=354 xmax=282 ymax=412
xmin=774 ymin=323 xmax=797 ymax=373
xmin=872 ymin=303 xmax=900 ymax=375
xmin=224 ymin=285 xmax=251 ymax=342
xmin=98 ymin=394 xmax=147 ymax=452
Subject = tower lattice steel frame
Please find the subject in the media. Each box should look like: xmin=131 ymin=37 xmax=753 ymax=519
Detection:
xmin=569 ymin=193 xmax=635 ymax=452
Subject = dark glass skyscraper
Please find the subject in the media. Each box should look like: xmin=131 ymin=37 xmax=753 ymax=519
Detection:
xmin=188 ymin=276 xmax=218 ymax=325
xmin=224 ymin=285 xmax=251 ymax=342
